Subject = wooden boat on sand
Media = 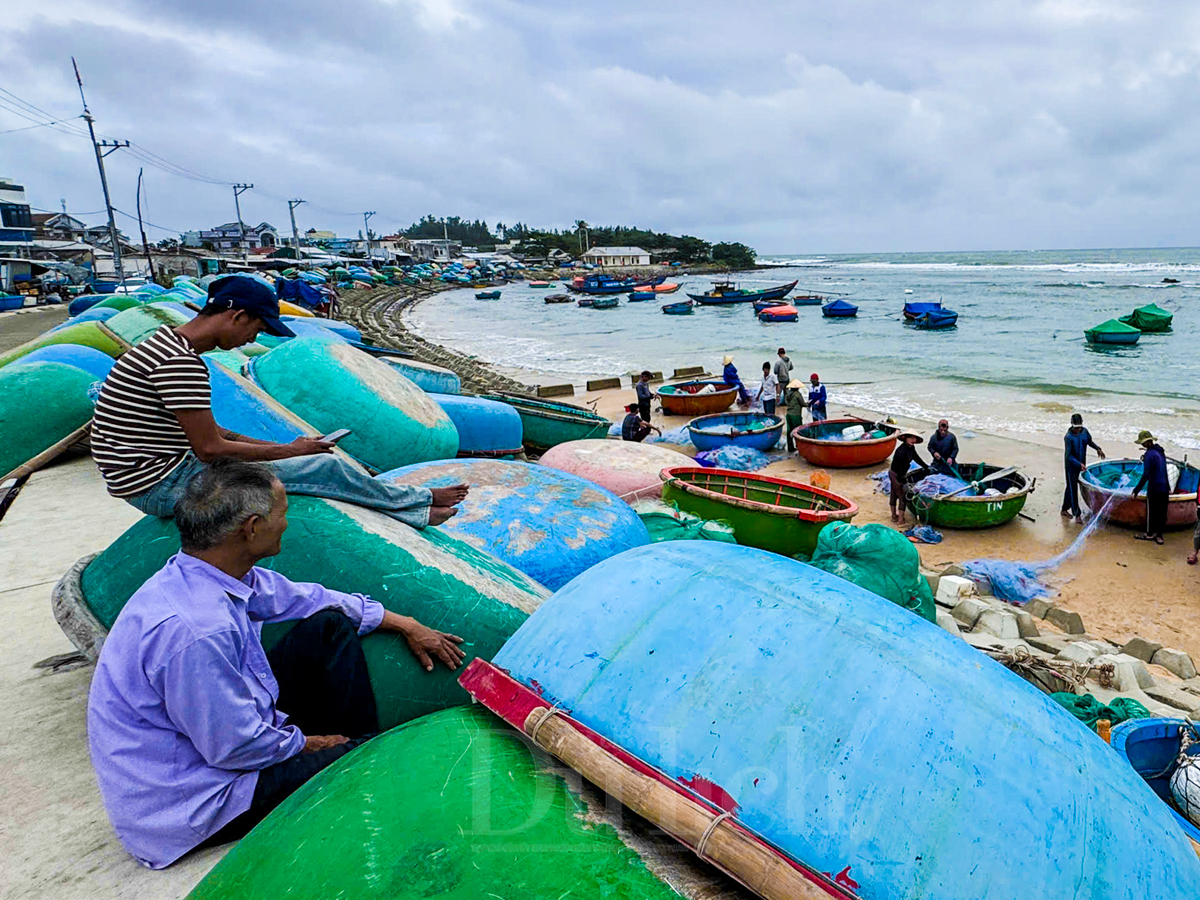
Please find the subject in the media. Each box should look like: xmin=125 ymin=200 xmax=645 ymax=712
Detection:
xmin=792 ymin=417 xmax=899 ymax=468
xmin=656 ymin=380 xmax=737 ymax=416
xmin=660 ymin=466 xmax=857 ymax=556
xmin=1079 ymin=458 xmax=1200 ymax=528
xmin=905 ymin=462 xmax=1034 ymax=528
xmin=478 ymin=391 xmax=611 ymax=453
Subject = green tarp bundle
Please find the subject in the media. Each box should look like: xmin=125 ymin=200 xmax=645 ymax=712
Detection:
xmin=1050 ymin=692 xmax=1152 ymax=731
xmin=631 ymin=498 xmax=737 ymax=544
xmin=807 ymin=521 xmax=937 ymax=622
xmin=1085 ymin=318 xmax=1141 ymax=336
xmin=1119 ymin=303 xmax=1173 ymax=332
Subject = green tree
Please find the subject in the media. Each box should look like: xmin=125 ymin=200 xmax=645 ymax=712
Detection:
xmin=712 ymin=242 xmax=756 ymax=269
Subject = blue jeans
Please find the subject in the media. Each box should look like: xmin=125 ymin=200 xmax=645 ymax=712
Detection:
xmin=126 ymin=453 xmax=433 ymax=528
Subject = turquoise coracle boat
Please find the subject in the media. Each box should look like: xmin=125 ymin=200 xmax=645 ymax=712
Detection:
xmin=686 ymin=412 xmax=783 ymax=451
xmin=477 ymin=392 xmax=611 ymax=453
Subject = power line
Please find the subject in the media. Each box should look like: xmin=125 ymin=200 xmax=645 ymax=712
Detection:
xmin=112 ymin=207 xmax=186 ymax=235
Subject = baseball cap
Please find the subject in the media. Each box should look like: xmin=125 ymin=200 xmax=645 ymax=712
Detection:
xmin=205 ymin=276 xmax=294 ymax=338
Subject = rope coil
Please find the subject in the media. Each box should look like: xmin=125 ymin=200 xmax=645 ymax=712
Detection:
xmin=695 ymin=810 xmax=734 ymax=860
xmin=528 ymin=704 xmax=564 ymax=744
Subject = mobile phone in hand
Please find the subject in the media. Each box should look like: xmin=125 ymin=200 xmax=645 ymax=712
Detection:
xmin=320 ymin=428 xmax=352 ymax=444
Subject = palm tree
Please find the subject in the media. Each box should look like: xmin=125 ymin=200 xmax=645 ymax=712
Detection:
xmin=575 ymin=220 xmax=590 ymax=255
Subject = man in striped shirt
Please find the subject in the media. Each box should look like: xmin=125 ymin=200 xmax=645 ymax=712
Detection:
xmin=91 ymin=276 xmax=467 ymax=527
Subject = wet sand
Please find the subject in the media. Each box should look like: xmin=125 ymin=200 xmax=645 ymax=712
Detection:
xmin=584 ymin=385 xmax=1200 ymax=663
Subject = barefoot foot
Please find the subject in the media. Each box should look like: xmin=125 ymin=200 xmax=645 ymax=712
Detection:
xmin=428 ymin=505 xmax=459 ymax=526
xmin=431 ymin=483 xmax=469 ymax=506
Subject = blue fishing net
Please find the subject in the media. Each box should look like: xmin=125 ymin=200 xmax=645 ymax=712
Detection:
xmin=904 ymin=525 xmax=943 ymax=544
xmin=963 ymin=492 xmax=1120 ymax=604
xmin=646 ymin=425 xmax=692 ymax=445
xmin=694 ymin=446 xmax=772 ymax=470
xmin=913 ymin=473 xmax=972 ymax=497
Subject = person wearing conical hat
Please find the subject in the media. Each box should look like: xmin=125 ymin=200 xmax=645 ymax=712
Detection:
xmin=889 ymin=430 xmax=929 ymax=525
xmin=1131 ymin=429 xmax=1169 ymax=545
xmin=784 ymin=379 xmax=808 ymax=452
xmin=722 ymin=355 xmax=750 ymax=405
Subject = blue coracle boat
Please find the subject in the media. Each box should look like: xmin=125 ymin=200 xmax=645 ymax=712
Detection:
xmin=492 ymin=543 xmax=1200 ymax=899
xmin=627 ymin=291 xmax=656 ymax=301
xmin=914 ymin=308 xmax=958 ymax=329
xmin=686 ymin=412 xmax=783 ymax=451
xmin=431 ymin=394 xmax=524 ymax=457
xmin=661 ymin=300 xmax=693 ymax=315
xmin=822 ymin=299 xmax=858 ymax=318
xmin=1112 ymin=717 xmax=1200 ymax=845
xmin=903 ymin=301 xmax=942 ymax=320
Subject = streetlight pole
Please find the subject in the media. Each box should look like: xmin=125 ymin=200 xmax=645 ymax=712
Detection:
xmin=363 ymin=211 xmax=376 ymax=263
xmin=288 ymin=199 xmax=305 ymax=262
xmin=73 ymin=58 xmax=129 ymax=289
xmin=232 ymin=184 xmax=253 ymax=263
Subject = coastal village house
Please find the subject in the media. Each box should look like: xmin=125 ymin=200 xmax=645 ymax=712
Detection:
xmin=582 ymin=246 xmax=651 ymax=267
xmin=410 ymin=238 xmax=460 ymax=262
xmin=0 ymin=177 xmax=34 ymax=245
xmin=31 ymin=213 xmax=88 ymax=243
xmin=198 ymin=221 xmax=278 ymax=251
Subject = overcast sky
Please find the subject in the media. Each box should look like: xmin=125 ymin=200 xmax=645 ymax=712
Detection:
xmin=2 ymin=0 xmax=1198 ymax=254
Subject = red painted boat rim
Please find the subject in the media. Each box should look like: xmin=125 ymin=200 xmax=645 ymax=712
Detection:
xmin=659 ymin=465 xmax=858 ymax=521
xmin=793 ymin=417 xmax=899 ymax=448
xmin=657 ymin=380 xmax=738 ymax=398
xmin=687 ymin=413 xmax=784 ymax=438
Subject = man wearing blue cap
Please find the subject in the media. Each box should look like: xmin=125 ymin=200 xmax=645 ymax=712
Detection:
xmin=91 ymin=276 xmax=467 ymax=527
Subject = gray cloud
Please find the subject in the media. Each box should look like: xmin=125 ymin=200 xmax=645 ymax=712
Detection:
xmin=2 ymin=0 xmax=1198 ymax=253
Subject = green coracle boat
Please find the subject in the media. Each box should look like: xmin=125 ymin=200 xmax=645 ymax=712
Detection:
xmin=905 ymin=463 xmax=1034 ymax=529
xmin=1119 ymin=303 xmax=1173 ymax=333
xmin=478 ymin=391 xmax=611 ymax=453
xmin=0 ymin=320 xmax=129 ymax=370
xmin=660 ymin=466 xmax=857 ymax=557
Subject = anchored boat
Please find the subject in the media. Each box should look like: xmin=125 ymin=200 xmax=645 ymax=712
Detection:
xmin=660 ymin=466 xmax=857 ymax=556
xmin=792 ymin=417 xmax=899 ymax=468
xmin=656 ymin=380 xmax=738 ymax=416
xmin=1086 ymin=319 xmax=1141 ymax=345
xmin=759 ymin=304 xmax=799 ymax=322
xmin=590 ymin=296 xmax=619 ymax=309
xmin=905 ymin=463 xmax=1035 ymax=528
xmin=1119 ymin=303 xmax=1173 ymax=332
xmin=661 ymin=299 xmax=694 ymax=315
xmin=543 ymin=293 xmax=572 ymax=303
xmin=822 ymin=299 xmax=858 ymax=318
xmin=687 ymin=412 xmax=784 ymax=452
xmin=1079 ymin=458 xmax=1200 ymax=528
xmin=687 ymin=279 xmax=798 ymax=305
xmin=474 ymin=290 xmax=501 ymax=300
xmin=902 ymin=301 xmax=942 ymax=320
xmin=478 ymin=391 xmax=611 ymax=453
xmin=628 ymin=291 xmax=656 ymax=301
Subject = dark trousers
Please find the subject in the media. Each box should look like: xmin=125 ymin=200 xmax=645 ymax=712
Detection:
xmin=198 ymin=610 xmax=378 ymax=849
xmin=638 ymin=398 xmax=651 ymax=422
xmin=763 ymin=398 xmax=777 ymax=415
xmin=889 ymin=470 xmax=907 ymax=514
xmin=1062 ymin=465 xmax=1083 ymax=516
xmin=1147 ymin=490 xmax=1169 ymax=537
xmin=786 ymin=412 xmax=804 ymax=451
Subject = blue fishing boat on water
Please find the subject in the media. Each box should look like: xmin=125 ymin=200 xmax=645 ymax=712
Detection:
xmin=791 ymin=292 xmax=825 ymax=306
xmin=688 ymin=279 xmax=798 ymax=305
xmin=1085 ymin=319 xmax=1142 ymax=345
xmin=475 ymin=290 xmax=501 ymax=300
xmin=570 ymin=273 xmax=666 ymax=295
xmin=628 ymin=291 xmax=656 ymax=301
xmin=661 ymin=300 xmax=693 ymax=315
xmin=485 ymin=542 xmax=1200 ymax=900
xmin=903 ymin=300 xmax=942 ymax=320
xmin=1112 ymin=717 xmax=1200 ymax=845
xmin=913 ymin=308 xmax=958 ymax=329
xmin=687 ymin=412 xmax=783 ymax=451
xmin=590 ymin=296 xmax=619 ymax=309
xmin=822 ymin=299 xmax=858 ymax=318
xmin=752 ymin=298 xmax=788 ymax=313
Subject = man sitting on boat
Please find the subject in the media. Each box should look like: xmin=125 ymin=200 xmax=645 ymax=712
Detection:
xmin=89 ymin=276 xmax=467 ymax=527
xmin=621 ymin=403 xmax=659 ymax=442
xmin=722 ymin=355 xmax=751 ymax=405
xmin=807 ymin=374 xmax=827 ymax=422
xmin=87 ymin=460 xmax=465 ymax=869
xmin=928 ymin=419 xmax=959 ymax=476
xmin=1061 ymin=413 xmax=1105 ymax=524
xmin=1132 ymin=430 xmax=1169 ymax=545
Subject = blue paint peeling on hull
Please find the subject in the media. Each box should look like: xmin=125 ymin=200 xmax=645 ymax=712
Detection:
xmin=494 ymin=542 xmax=1200 ymax=899
xmin=378 ymin=459 xmax=650 ymax=590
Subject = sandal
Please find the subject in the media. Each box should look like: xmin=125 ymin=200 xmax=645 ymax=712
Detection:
xmin=1188 ymin=554 xmax=1197 ymax=565
xmin=1134 ymin=533 xmax=1154 ymax=541
xmin=1155 ymin=536 xmax=1165 ymax=545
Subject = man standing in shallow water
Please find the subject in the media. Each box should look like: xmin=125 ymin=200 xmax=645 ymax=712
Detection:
xmin=1062 ymin=413 xmax=1105 ymax=524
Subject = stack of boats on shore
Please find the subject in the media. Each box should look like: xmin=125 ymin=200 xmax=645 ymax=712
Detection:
xmin=10 ymin=274 xmax=1200 ymax=897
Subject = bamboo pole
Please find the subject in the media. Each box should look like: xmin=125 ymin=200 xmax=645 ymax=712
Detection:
xmin=521 ymin=708 xmax=849 ymax=900
xmin=1 ymin=422 xmax=93 ymax=484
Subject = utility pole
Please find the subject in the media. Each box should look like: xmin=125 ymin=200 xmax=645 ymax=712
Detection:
xmin=288 ymin=199 xmax=305 ymax=260
xmin=135 ymin=168 xmax=156 ymax=285
xmin=231 ymin=184 xmax=253 ymax=263
xmin=73 ymin=58 xmax=129 ymax=288
xmin=363 ymin=211 xmax=376 ymax=263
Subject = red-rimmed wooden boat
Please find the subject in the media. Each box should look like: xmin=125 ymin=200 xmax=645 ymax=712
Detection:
xmin=459 ymin=659 xmax=858 ymax=900
xmin=656 ymin=379 xmax=738 ymax=416
xmin=792 ymin=417 xmax=899 ymax=468
xmin=660 ymin=466 xmax=858 ymax=556
xmin=1079 ymin=458 xmax=1200 ymax=529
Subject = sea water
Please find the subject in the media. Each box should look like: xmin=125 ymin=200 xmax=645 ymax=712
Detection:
xmin=407 ymin=248 xmax=1200 ymax=452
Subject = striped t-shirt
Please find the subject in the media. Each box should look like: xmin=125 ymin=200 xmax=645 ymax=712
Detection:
xmin=91 ymin=326 xmax=211 ymax=497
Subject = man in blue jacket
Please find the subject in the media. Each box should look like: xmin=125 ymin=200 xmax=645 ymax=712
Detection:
xmin=807 ymin=373 xmax=827 ymax=422
xmin=722 ymin=355 xmax=750 ymax=405
xmin=1062 ymin=413 xmax=1105 ymax=523
xmin=1132 ymin=430 xmax=1170 ymax=544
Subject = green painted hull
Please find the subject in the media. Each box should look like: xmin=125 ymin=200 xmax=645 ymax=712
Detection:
xmin=908 ymin=491 xmax=1029 ymax=528
xmin=0 ymin=321 xmax=127 ymax=369
xmin=79 ymin=497 xmax=549 ymax=729
xmin=0 ymin=361 xmax=97 ymax=479
xmin=104 ymin=304 xmax=192 ymax=346
xmin=661 ymin=480 xmax=829 ymax=556
xmin=480 ymin=393 xmax=611 ymax=452
xmin=188 ymin=707 xmax=683 ymax=900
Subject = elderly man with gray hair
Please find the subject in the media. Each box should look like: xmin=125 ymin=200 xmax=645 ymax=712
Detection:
xmin=87 ymin=460 xmax=465 ymax=869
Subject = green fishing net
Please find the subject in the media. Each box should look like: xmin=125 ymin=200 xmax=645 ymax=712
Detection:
xmin=807 ymin=522 xmax=937 ymax=622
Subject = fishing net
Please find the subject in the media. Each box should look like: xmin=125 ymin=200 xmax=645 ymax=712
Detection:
xmin=963 ymin=491 xmax=1120 ymax=604
xmin=693 ymin=446 xmax=788 ymax=471
xmin=1170 ymin=728 xmax=1200 ymax=827
xmin=1049 ymin=693 xmax=1152 ymax=731
xmin=807 ymin=522 xmax=937 ymax=622
xmin=646 ymin=425 xmax=692 ymax=445
xmin=630 ymin=499 xmax=737 ymax=544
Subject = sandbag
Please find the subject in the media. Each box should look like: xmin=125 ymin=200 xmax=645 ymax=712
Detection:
xmin=0 ymin=362 xmax=97 ymax=478
xmin=807 ymin=521 xmax=936 ymax=621
xmin=248 ymin=339 xmax=458 ymax=471
xmin=73 ymin=497 xmax=548 ymax=729
xmin=381 ymin=459 xmax=649 ymax=590
xmin=187 ymin=707 xmax=691 ymax=900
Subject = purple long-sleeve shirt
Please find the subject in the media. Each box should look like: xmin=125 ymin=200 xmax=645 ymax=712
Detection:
xmin=87 ymin=552 xmax=384 ymax=869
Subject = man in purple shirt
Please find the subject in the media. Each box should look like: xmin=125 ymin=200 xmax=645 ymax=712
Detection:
xmin=87 ymin=459 xmax=465 ymax=869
